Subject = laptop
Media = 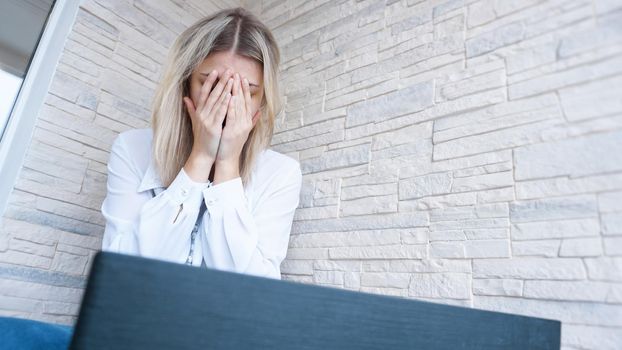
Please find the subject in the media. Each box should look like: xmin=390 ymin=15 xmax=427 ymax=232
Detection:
xmin=69 ymin=251 xmax=561 ymax=349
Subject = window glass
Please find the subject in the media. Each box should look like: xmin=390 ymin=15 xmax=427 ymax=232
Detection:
xmin=0 ymin=0 xmax=55 ymax=140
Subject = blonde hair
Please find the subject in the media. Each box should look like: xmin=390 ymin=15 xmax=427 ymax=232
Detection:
xmin=150 ymin=7 xmax=282 ymax=188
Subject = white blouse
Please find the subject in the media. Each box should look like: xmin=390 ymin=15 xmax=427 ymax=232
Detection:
xmin=100 ymin=128 xmax=302 ymax=280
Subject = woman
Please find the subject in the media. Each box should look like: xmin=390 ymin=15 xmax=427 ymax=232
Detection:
xmin=101 ymin=7 xmax=302 ymax=281
xmin=1 ymin=7 xmax=303 ymax=348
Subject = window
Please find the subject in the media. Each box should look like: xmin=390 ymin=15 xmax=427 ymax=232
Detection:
xmin=0 ymin=0 xmax=80 ymax=219
xmin=0 ymin=0 xmax=55 ymax=140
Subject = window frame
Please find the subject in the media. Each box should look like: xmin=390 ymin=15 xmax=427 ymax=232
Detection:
xmin=0 ymin=0 xmax=82 ymax=220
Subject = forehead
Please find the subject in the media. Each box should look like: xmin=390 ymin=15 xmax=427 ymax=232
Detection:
xmin=196 ymin=51 xmax=262 ymax=86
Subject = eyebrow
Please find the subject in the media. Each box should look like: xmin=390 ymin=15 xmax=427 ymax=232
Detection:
xmin=200 ymin=72 xmax=260 ymax=88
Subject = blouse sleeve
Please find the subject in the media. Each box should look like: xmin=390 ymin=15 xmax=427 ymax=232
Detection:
xmin=100 ymin=133 xmax=211 ymax=264
xmin=200 ymin=160 xmax=302 ymax=280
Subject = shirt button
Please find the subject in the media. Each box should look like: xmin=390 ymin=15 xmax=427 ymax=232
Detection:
xmin=206 ymin=198 xmax=216 ymax=205
xmin=181 ymin=188 xmax=188 ymax=196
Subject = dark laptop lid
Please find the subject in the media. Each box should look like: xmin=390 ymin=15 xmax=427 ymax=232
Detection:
xmin=69 ymin=251 xmax=560 ymax=349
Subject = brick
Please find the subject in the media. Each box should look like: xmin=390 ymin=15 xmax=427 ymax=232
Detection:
xmin=473 ymin=257 xmax=586 ymax=280
xmin=602 ymin=213 xmax=622 ymax=236
xmin=433 ymin=118 xmax=560 ymax=160
xmin=313 ymin=260 xmax=361 ymax=272
xmin=342 ymin=183 xmax=396 ymax=200
xmin=512 ymin=239 xmax=560 ymax=258
xmin=293 ymin=206 xmax=339 ymax=221
xmin=313 ymin=270 xmax=344 ymax=285
xmin=559 ymin=75 xmax=622 ymax=122
xmin=340 ymin=194 xmax=398 ymax=216
xmin=8 ymin=238 xmax=56 ymax=258
xmin=329 ymin=244 xmax=427 ymax=260
xmin=362 ymin=258 xmax=471 ymax=273
xmin=451 ymin=171 xmax=514 ymax=192
xmin=604 ymin=237 xmax=622 ymax=256
xmin=0 ymin=279 xmax=83 ymax=304
xmin=511 ymin=218 xmax=600 ymax=240
xmin=584 ymin=257 xmax=622 ymax=282
xmin=289 ymin=230 xmax=401 ymax=248
xmin=345 ymin=80 xmax=434 ymax=128
xmin=371 ymin=122 xmax=432 ymax=151
xmin=509 ymin=195 xmax=598 ymax=223
xmin=559 ymin=238 xmax=603 ymax=257
xmin=0 ymin=293 xmax=43 ymax=313
xmin=514 ymin=130 xmax=622 ymax=180
xmin=563 ymin=324 xmax=622 ymax=350
xmin=466 ymin=1 xmax=495 ymax=28
xmin=557 ymin=10 xmax=622 ymax=58
xmin=508 ymin=53 xmax=622 ymax=100
xmin=300 ymin=143 xmax=369 ymax=174
xmin=465 ymin=239 xmax=510 ymax=258
xmin=409 ymin=273 xmax=471 ymax=299
xmin=430 ymin=242 xmax=465 ymax=258
xmin=360 ymin=286 xmax=408 ymax=298
xmin=50 ymin=252 xmax=89 ymax=275
xmin=399 ymin=172 xmax=452 ymax=200
xmin=466 ymin=21 xmax=524 ymax=57
xmin=516 ymin=173 xmax=622 ymax=200
xmin=473 ymin=278 xmax=522 ymax=296
xmin=599 ymin=191 xmax=622 ymax=213
xmin=280 ymin=260 xmax=314 ymax=275
xmin=473 ymin=295 xmax=622 ymax=327
xmin=523 ymin=280 xmax=621 ymax=303
xmin=360 ymin=272 xmax=410 ymax=288
xmin=285 ymin=248 xmax=329 ymax=260
xmin=0 ymin=250 xmax=52 ymax=269
xmin=292 ymin=212 xmax=429 ymax=234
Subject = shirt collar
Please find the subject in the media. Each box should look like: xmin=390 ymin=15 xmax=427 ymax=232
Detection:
xmin=137 ymin=157 xmax=164 ymax=192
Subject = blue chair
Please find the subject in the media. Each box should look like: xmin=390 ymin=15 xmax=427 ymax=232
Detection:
xmin=0 ymin=316 xmax=73 ymax=349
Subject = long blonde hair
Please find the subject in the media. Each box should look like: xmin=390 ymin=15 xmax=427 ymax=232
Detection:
xmin=150 ymin=7 xmax=282 ymax=188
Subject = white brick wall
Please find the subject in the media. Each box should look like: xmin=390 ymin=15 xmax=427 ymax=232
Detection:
xmin=0 ymin=0 xmax=238 ymax=326
xmin=252 ymin=0 xmax=621 ymax=349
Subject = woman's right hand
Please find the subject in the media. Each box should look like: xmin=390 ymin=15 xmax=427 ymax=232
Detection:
xmin=183 ymin=68 xmax=235 ymax=163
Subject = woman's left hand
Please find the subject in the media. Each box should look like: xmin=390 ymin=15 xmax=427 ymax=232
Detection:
xmin=215 ymin=72 xmax=261 ymax=167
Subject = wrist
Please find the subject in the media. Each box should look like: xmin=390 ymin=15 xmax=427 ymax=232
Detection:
xmin=213 ymin=160 xmax=240 ymax=185
xmin=184 ymin=153 xmax=214 ymax=183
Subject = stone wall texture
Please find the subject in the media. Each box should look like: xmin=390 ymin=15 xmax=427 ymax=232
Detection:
xmin=1 ymin=0 xmax=621 ymax=349
xmin=251 ymin=1 xmax=622 ymax=349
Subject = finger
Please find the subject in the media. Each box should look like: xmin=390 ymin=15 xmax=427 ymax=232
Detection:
xmin=232 ymin=73 xmax=241 ymax=98
xmin=227 ymin=95 xmax=236 ymax=128
xmin=205 ymin=69 xmax=235 ymax=114
xmin=232 ymin=74 xmax=241 ymax=122
xmin=196 ymin=70 xmax=218 ymax=113
xmin=210 ymin=78 xmax=233 ymax=119
xmin=216 ymin=91 xmax=231 ymax=127
xmin=233 ymin=74 xmax=247 ymax=123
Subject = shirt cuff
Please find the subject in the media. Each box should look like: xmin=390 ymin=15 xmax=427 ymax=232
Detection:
xmin=202 ymin=176 xmax=246 ymax=209
xmin=165 ymin=167 xmax=212 ymax=209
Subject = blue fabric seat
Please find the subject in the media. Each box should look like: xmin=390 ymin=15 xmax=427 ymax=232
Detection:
xmin=0 ymin=316 xmax=73 ymax=349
